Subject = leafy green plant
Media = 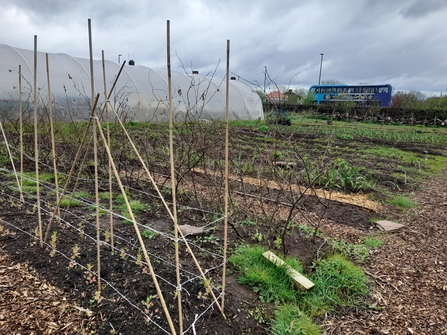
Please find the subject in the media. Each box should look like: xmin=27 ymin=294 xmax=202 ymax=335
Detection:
xmin=336 ymin=133 xmax=353 ymax=140
xmin=141 ymin=230 xmax=159 ymax=239
xmin=114 ymin=194 xmax=146 ymax=223
xmin=363 ymin=236 xmax=384 ymax=249
xmin=271 ymin=150 xmax=284 ymax=160
xmin=329 ymin=240 xmax=370 ymax=263
xmin=257 ymin=125 xmax=269 ymax=133
xmin=316 ymin=158 xmax=376 ymax=192
xmin=59 ymin=195 xmax=80 ymax=208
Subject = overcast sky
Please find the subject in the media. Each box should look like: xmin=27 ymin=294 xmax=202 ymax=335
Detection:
xmin=1 ymin=0 xmax=447 ymax=97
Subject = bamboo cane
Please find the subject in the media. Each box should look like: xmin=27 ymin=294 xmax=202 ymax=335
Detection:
xmin=87 ymin=18 xmax=102 ymax=293
xmin=46 ymin=53 xmax=60 ymax=219
xmin=93 ymin=115 xmax=177 ymax=335
xmin=221 ymin=39 xmax=230 ymax=311
xmin=106 ymin=99 xmax=226 ymax=318
xmin=33 ymin=35 xmax=43 ymax=248
xmin=19 ymin=65 xmax=24 ymax=203
xmin=43 ymin=61 xmax=127 ymax=244
xmin=101 ymin=50 xmax=114 ymax=252
xmin=0 ymin=121 xmax=21 ymax=195
xmin=166 ymin=20 xmax=183 ymax=334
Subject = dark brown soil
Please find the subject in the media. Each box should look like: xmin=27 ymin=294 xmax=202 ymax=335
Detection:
xmin=1 ymin=123 xmax=446 ymax=334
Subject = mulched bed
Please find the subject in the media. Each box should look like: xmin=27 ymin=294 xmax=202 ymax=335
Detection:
xmin=1 ymin=166 xmax=447 ymax=334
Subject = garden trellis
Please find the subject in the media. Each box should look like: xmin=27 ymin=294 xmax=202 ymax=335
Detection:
xmin=0 ymin=20 xmax=234 ymax=334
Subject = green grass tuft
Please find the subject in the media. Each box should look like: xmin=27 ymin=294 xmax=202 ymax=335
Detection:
xmin=386 ymin=195 xmax=416 ymax=209
xmin=229 ymin=245 xmax=302 ymax=304
xmin=271 ymin=304 xmax=321 ymax=335
xmin=300 ymin=254 xmax=369 ymax=317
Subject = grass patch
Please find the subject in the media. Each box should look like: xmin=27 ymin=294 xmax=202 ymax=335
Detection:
xmin=114 ymin=194 xmax=147 ymax=224
xmin=271 ymin=304 xmax=321 ymax=335
xmin=299 ymin=254 xmax=369 ymax=317
xmin=229 ymin=245 xmax=302 ymax=304
xmin=363 ymin=236 xmax=384 ymax=249
xmin=386 ymin=195 xmax=416 ymax=209
xmin=59 ymin=195 xmax=80 ymax=208
xmin=230 ymin=246 xmax=370 ymax=333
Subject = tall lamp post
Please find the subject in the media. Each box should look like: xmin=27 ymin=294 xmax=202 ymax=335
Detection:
xmin=318 ymin=53 xmax=324 ymax=85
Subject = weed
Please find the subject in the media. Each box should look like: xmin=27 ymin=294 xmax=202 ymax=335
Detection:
xmin=49 ymin=231 xmax=57 ymax=257
xmin=104 ymin=228 xmax=111 ymax=243
xmin=59 ymin=195 xmax=80 ymax=208
xmin=141 ymin=229 xmax=159 ymax=239
xmin=71 ymin=244 xmax=80 ymax=259
xmin=300 ymin=254 xmax=369 ymax=316
xmin=363 ymin=236 xmax=384 ymax=249
xmin=274 ymin=237 xmax=282 ymax=250
xmin=229 ymin=245 xmax=302 ymax=304
xmin=142 ymin=295 xmax=155 ymax=308
xmin=386 ymin=195 xmax=416 ymax=209
xmin=247 ymin=306 xmax=268 ymax=324
xmin=252 ymin=230 xmax=264 ymax=242
xmin=271 ymin=304 xmax=321 ymax=335
xmin=336 ymin=133 xmax=353 ymax=140
xmin=298 ymin=224 xmax=323 ymax=239
xmin=257 ymin=125 xmax=269 ymax=133
xmin=329 ymin=240 xmax=370 ymax=263
xmin=120 ymin=248 xmax=127 ymax=260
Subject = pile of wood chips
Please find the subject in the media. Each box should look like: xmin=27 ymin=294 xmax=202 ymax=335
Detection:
xmin=322 ymin=170 xmax=447 ymax=334
xmin=0 ymin=230 xmax=93 ymax=335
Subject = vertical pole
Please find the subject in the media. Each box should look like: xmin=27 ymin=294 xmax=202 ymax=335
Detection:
xmin=88 ymin=18 xmax=101 ymax=293
xmin=167 ymin=19 xmax=183 ymax=334
xmin=19 ymin=65 xmax=24 ymax=203
xmin=318 ymin=53 xmax=324 ymax=85
xmin=221 ymin=39 xmax=230 ymax=311
xmin=46 ymin=53 xmax=60 ymax=219
xmin=33 ymin=35 xmax=43 ymax=248
xmin=102 ymin=50 xmax=114 ymax=252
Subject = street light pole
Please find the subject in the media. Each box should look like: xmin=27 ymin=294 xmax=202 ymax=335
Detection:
xmin=318 ymin=53 xmax=324 ymax=85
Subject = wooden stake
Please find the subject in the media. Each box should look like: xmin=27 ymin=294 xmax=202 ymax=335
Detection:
xmin=46 ymin=53 xmax=60 ymax=219
xmin=0 ymin=121 xmax=21 ymax=195
xmin=101 ymin=50 xmax=114 ymax=252
xmin=107 ymin=101 xmax=226 ymax=319
xmin=19 ymin=65 xmax=24 ymax=203
xmin=93 ymin=116 xmax=177 ymax=335
xmin=87 ymin=18 xmax=102 ymax=293
xmin=33 ymin=35 xmax=43 ymax=248
xmin=43 ymin=61 xmax=127 ymax=244
xmin=221 ymin=39 xmax=230 ymax=311
xmin=167 ymin=20 xmax=183 ymax=334
xmin=263 ymin=251 xmax=314 ymax=291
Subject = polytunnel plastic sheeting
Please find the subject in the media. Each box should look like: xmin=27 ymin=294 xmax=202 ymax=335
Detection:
xmin=0 ymin=44 xmax=264 ymax=122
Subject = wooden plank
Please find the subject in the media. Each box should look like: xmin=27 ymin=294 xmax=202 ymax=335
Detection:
xmin=262 ymin=251 xmax=314 ymax=291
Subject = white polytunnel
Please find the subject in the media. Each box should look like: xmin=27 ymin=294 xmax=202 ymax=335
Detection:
xmin=0 ymin=44 xmax=264 ymax=122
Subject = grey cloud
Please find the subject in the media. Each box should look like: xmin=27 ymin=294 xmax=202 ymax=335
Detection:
xmin=399 ymin=0 xmax=447 ymax=18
